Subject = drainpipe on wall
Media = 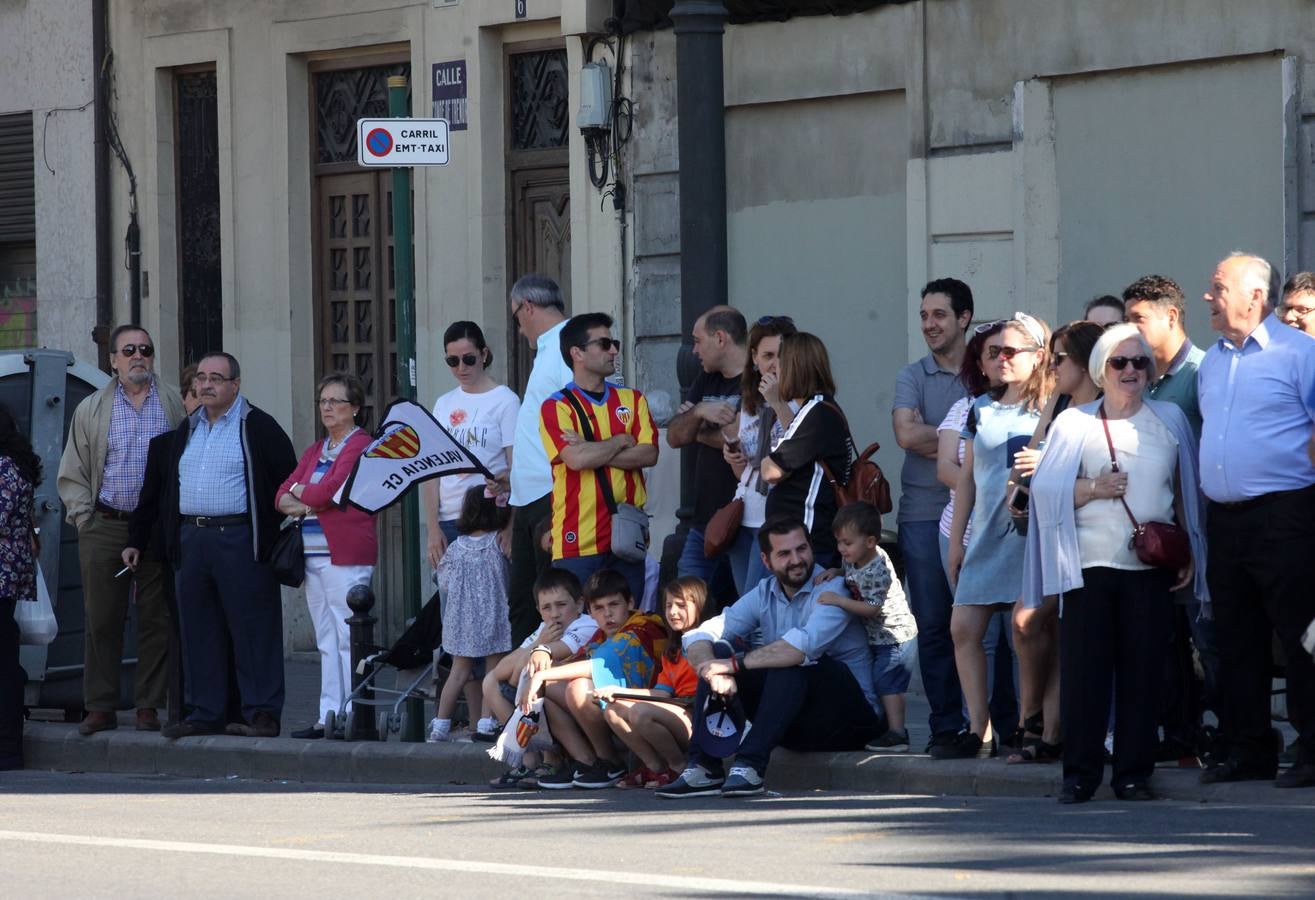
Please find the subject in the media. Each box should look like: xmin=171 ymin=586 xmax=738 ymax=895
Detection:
xmin=92 ymin=0 xmax=111 ymax=371
xmin=671 ymin=1 xmax=729 ymax=526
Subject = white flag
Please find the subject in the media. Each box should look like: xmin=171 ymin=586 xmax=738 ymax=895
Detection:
xmin=335 ymin=400 xmax=494 ymax=513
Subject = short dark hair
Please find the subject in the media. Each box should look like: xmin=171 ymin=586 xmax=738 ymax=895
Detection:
xmin=443 ymin=320 xmax=493 ymax=369
xmin=1281 ymin=271 xmax=1315 ymax=302
xmin=701 ymin=306 xmax=748 ymax=347
xmin=1084 ymin=295 xmax=1125 ymax=318
xmin=582 ymin=567 xmax=632 ymax=605
xmin=1053 ymin=320 xmax=1105 ymax=372
xmin=921 ymin=278 xmax=974 ymax=322
xmin=758 ymin=513 xmax=809 ymax=555
xmin=1122 ymin=275 xmax=1186 ymax=321
xmin=833 ymin=502 xmax=882 ymax=540
xmin=534 ymin=567 xmax=582 ymax=603
xmin=455 ymin=484 xmax=510 ymax=535
xmin=199 ymin=351 xmax=240 ymax=380
xmin=317 ymin=372 xmax=368 ymax=428
xmin=560 ymin=312 xmax=614 ymax=367
xmin=109 ymin=323 xmax=151 ymax=353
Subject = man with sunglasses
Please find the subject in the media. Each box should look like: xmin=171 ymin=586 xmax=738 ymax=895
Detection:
xmin=667 ymin=306 xmax=749 ymax=598
xmin=1197 ymin=252 xmax=1315 ymax=790
xmin=891 ymin=279 xmax=975 ymax=753
xmin=539 ymin=313 xmax=658 ymax=602
xmin=57 ymin=325 xmax=186 ymax=735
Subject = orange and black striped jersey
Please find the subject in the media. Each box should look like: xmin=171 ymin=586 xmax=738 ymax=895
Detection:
xmin=539 ymin=382 xmax=657 ymax=558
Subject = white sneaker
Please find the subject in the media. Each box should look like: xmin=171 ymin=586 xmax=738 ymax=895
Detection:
xmin=426 ymin=718 xmax=452 ymax=743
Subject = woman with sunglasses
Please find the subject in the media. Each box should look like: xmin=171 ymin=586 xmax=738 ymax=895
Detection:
xmin=275 ymin=373 xmax=376 ymax=738
xmin=1024 ymin=323 xmax=1206 ymax=803
xmin=722 ymin=315 xmax=798 ymax=590
xmin=425 ymin=321 xmax=521 ymax=568
xmin=1002 ymin=320 xmax=1103 ymax=763
xmin=940 ymin=314 xmax=1053 ymax=759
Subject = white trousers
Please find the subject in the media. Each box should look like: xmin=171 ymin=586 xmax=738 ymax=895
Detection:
xmin=304 ymin=556 xmax=374 ymax=725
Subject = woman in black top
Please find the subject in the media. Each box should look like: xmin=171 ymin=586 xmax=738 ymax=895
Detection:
xmin=760 ymin=332 xmax=852 ymax=566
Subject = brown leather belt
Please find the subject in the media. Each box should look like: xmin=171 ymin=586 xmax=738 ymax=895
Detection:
xmin=94 ymin=502 xmax=132 ymax=520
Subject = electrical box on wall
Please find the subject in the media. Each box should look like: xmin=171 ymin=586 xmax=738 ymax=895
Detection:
xmin=578 ymin=61 xmax=612 ymax=131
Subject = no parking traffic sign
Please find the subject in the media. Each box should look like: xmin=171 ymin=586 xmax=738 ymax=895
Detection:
xmin=356 ymin=118 xmax=450 ymax=167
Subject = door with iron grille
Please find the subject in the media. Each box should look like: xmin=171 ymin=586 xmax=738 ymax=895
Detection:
xmin=507 ymin=46 xmax=572 ymax=393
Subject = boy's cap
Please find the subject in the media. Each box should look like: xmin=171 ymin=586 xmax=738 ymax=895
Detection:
xmin=700 ymin=693 xmax=747 ymax=759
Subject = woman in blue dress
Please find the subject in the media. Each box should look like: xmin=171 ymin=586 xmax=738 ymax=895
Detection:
xmin=938 ymin=313 xmax=1053 ymax=760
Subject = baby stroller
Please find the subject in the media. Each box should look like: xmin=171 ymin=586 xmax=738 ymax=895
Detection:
xmin=327 ymin=589 xmax=443 ymax=742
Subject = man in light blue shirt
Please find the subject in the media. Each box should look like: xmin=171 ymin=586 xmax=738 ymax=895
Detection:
xmin=656 ymin=515 xmax=883 ymax=798
xmin=1196 ymin=252 xmax=1315 ymax=790
xmin=504 ymin=274 xmax=575 ymax=643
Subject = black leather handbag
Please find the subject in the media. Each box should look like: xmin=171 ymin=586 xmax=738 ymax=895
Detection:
xmin=269 ymin=516 xmax=306 ymax=587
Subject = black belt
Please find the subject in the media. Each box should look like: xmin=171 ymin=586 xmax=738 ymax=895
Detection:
xmin=95 ymin=502 xmax=133 ymax=520
xmin=181 ymin=514 xmax=249 ymax=528
xmin=1212 ymin=483 xmax=1315 ymax=511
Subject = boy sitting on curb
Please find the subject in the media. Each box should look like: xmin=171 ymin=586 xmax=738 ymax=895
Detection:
xmin=521 ymin=569 xmax=667 ymax=789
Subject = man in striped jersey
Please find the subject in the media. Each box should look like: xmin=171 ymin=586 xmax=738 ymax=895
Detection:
xmin=539 ymin=313 xmax=658 ymax=603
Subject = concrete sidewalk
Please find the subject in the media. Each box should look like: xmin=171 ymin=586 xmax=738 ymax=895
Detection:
xmin=19 ymin=658 xmax=1312 ymax=805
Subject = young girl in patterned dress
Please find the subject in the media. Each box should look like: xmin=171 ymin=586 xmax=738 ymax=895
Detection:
xmin=430 ymin=485 xmax=511 ymax=741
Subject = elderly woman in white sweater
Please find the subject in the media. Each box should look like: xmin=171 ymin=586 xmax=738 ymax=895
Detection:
xmin=1023 ymin=323 xmax=1208 ymax=805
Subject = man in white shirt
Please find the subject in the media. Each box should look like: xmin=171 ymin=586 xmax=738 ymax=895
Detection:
xmin=504 ymin=274 xmax=574 ymax=643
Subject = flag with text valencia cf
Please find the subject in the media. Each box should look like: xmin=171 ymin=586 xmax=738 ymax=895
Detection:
xmin=335 ymin=399 xmax=495 ymax=514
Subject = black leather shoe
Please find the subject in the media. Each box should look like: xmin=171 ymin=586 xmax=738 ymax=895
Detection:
xmin=1200 ymin=758 xmax=1277 ymax=784
xmin=161 ymin=720 xmax=223 ymax=740
xmin=1274 ymin=762 xmax=1315 ymax=789
xmin=291 ymin=724 xmax=325 ymax=739
xmin=1113 ymin=782 xmax=1156 ymax=801
xmin=1057 ymin=784 xmax=1094 ymax=805
xmin=226 ymin=712 xmax=281 ymax=738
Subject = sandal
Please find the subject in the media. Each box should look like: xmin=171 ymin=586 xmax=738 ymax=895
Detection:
xmin=490 ymin=765 xmax=533 ymax=788
xmin=1007 ymin=739 xmax=1062 ymax=764
xmin=646 ymin=769 xmax=679 ymax=789
xmin=1004 ymin=711 xmax=1046 ymax=752
xmin=615 ymin=767 xmax=656 ymax=790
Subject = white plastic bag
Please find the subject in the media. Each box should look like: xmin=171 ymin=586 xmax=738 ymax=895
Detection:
xmin=15 ymin=564 xmax=57 ymax=646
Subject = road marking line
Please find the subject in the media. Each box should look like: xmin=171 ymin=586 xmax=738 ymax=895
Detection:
xmin=0 ymin=830 xmax=872 ymax=898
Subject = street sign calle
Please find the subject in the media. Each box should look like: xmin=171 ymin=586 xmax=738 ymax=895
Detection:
xmin=356 ymin=117 xmax=450 ymax=167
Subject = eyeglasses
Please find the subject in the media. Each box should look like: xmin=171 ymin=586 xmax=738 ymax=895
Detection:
xmin=511 ymin=301 xmax=526 ymax=320
xmin=1049 ymin=351 xmax=1069 ymax=368
xmin=318 ymin=397 xmax=352 ymax=408
xmin=116 ymin=343 xmax=154 ymax=358
xmin=193 ymin=373 xmax=236 ymax=385
xmin=582 ymin=337 xmax=620 ymax=352
xmin=988 ymin=345 xmax=1040 ymax=360
xmin=757 ymin=315 xmax=794 ymax=326
xmin=1279 ymin=303 xmax=1315 ymax=320
xmin=974 ymin=319 xmax=1006 ymax=334
xmin=1107 ymin=355 xmax=1151 ymax=371
xmin=446 ymin=353 xmax=482 ymax=368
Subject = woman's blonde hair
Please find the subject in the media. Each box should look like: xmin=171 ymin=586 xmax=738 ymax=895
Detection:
xmin=777 ymin=331 xmax=837 ymax=402
xmin=1001 ymin=315 xmax=1053 ymax=413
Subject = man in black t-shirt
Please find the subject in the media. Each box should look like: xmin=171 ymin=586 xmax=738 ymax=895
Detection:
xmin=668 ymin=306 xmax=748 ymax=599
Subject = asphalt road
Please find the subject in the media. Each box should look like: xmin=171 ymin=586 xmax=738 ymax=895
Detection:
xmin=1 ymin=770 xmax=1312 ymax=898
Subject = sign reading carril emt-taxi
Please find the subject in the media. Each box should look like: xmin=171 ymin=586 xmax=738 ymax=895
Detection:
xmin=356 ymin=117 xmax=450 ymax=167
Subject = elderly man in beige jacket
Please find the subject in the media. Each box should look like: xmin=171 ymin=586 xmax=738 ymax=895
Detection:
xmin=57 ymin=326 xmax=185 ymax=734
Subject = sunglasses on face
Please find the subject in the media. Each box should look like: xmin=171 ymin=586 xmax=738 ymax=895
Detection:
xmin=1107 ymin=355 xmax=1151 ymax=371
xmin=988 ymin=345 xmax=1039 ymax=360
xmin=116 ymin=343 xmax=154 ymax=358
xmin=581 ymin=337 xmax=620 ymax=352
xmin=446 ymin=353 xmax=482 ymax=368
xmin=1049 ymin=351 xmax=1069 ymax=368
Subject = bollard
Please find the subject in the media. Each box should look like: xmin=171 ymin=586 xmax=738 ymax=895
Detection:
xmin=346 ymin=584 xmax=379 ymax=741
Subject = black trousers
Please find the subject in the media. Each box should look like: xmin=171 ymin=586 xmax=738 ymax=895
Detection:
xmin=1060 ymin=566 xmax=1173 ymax=792
xmin=689 ymin=654 xmax=883 ymax=775
xmin=0 ymin=596 xmax=22 ymax=766
xmin=1207 ymin=486 xmax=1315 ymax=766
xmin=507 ymin=494 xmax=554 ymax=647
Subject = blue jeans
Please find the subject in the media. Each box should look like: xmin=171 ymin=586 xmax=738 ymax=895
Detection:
xmin=677 ymin=526 xmax=741 ymax=605
xmin=553 ymin=553 xmax=646 ymax=608
xmin=902 ymin=520 xmax=964 ymax=735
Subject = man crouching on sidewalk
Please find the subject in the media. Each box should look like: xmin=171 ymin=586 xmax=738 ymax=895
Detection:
xmin=657 ymin=515 xmax=884 ymax=798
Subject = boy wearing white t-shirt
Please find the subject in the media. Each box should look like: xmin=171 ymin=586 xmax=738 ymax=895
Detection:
xmin=475 ymin=568 xmax=596 ymax=740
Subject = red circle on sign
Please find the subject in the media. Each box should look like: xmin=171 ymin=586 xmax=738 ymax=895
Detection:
xmin=365 ymin=128 xmax=393 ymax=157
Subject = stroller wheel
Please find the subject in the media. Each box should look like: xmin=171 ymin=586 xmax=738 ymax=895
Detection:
xmin=377 ymin=711 xmax=391 ymax=741
xmin=324 ymin=710 xmax=337 ymax=739
xmin=388 ymin=712 xmax=402 ymax=735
